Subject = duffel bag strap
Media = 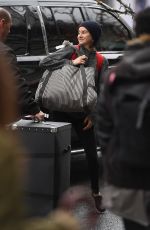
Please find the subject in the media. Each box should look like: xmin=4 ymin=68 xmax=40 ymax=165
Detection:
xmin=72 ymin=46 xmax=89 ymax=112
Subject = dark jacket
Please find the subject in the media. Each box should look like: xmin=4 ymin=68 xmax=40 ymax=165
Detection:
xmin=96 ymin=35 xmax=150 ymax=190
xmin=40 ymin=44 xmax=108 ymax=120
xmin=0 ymin=42 xmax=40 ymax=116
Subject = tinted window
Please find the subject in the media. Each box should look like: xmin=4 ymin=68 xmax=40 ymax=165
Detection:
xmin=41 ymin=7 xmax=83 ymax=51
xmin=5 ymin=6 xmax=45 ymax=55
xmin=5 ymin=6 xmax=27 ymax=55
xmin=85 ymin=8 xmax=130 ymax=51
xmin=27 ymin=6 xmax=45 ymax=55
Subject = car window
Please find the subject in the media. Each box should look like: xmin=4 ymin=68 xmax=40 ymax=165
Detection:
xmin=85 ymin=8 xmax=130 ymax=51
xmin=27 ymin=6 xmax=45 ymax=55
xmin=4 ymin=6 xmax=28 ymax=55
xmin=4 ymin=6 xmax=45 ymax=55
xmin=41 ymin=6 xmax=84 ymax=51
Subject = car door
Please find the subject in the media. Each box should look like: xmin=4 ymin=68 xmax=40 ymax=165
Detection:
xmin=40 ymin=5 xmax=84 ymax=52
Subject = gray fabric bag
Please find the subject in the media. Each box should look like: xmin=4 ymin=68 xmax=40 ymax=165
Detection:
xmin=35 ymin=46 xmax=97 ymax=112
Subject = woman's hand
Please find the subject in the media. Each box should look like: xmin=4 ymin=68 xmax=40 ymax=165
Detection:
xmin=83 ymin=116 xmax=93 ymax=131
xmin=31 ymin=111 xmax=45 ymax=122
xmin=72 ymin=55 xmax=88 ymax=65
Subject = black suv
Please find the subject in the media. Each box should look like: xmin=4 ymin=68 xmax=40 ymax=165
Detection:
xmin=0 ymin=0 xmax=133 ymax=159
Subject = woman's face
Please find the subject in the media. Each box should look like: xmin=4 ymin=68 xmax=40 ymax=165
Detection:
xmin=77 ymin=26 xmax=94 ymax=47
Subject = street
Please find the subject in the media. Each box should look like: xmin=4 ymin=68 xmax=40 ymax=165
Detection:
xmin=75 ymin=208 xmax=124 ymax=230
xmin=70 ymin=158 xmax=125 ymax=230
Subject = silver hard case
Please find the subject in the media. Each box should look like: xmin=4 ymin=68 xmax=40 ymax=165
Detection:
xmin=12 ymin=119 xmax=71 ymax=217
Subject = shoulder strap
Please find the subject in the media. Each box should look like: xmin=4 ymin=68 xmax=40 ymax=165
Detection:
xmin=96 ymin=52 xmax=104 ymax=71
xmin=71 ymin=45 xmax=104 ymax=71
xmin=71 ymin=45 xmax=80 ymax=60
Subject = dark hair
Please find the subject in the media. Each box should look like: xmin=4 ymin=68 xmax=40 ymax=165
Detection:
xmin=135 ymin=7 xmax=150 ymax=36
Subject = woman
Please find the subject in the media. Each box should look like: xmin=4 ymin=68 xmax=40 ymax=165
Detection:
xmin=40 ymin=21 xmax=108 ymax=213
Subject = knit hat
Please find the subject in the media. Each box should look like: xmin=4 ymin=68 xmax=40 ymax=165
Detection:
xmin=79 ymin=21 xmax=102 ymax=45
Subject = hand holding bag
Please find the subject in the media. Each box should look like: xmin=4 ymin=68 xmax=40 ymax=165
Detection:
xmin=35 ymin=46 xmax=97 ymax=112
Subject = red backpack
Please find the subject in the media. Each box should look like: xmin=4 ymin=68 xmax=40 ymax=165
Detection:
xmin=71 ymin=45 xmax=104 ymax=71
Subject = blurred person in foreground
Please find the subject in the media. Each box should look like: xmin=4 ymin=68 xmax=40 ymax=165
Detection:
xmin=96 ymin=7 xmax=150 ymax=230
xmin=0 ymin=7 xmax=44 ymax=122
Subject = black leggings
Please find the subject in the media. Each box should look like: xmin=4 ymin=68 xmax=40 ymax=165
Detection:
xmin=51 ymin=111 xmax=100 ymax=194
xmin=123 ymin=219 xmax=150 ymax=230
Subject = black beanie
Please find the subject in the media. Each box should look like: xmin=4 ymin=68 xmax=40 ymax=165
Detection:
xmin=79 ymin=21 xmax=102 ymax=45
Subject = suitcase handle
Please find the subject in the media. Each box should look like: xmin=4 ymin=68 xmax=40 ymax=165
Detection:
xmin=22 ymin=115 xmax=48 ymax=123
xmin=63 ymin=145 xmax=71 ymax=154
xmin=22 ymin=116 xmax=40 ymax=122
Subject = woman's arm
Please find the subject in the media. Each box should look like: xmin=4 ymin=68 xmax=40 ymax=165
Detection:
xmin=39 ymin=46 xmax=75 ymax=71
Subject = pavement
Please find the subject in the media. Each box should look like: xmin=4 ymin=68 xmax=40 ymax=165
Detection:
xmin=70 ymin=159 xmax=125 ymax=230
xmin=74 ymin=206 xmax=125 ymax=230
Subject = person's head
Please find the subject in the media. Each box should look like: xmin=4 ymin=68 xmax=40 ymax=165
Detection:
xmin=135 ymin=7 xmax=150 ymax=37
xmin=78 ymin=21 xmax=101 ymax=48
xmin=0 ymin=8 xmax=12 ymax=41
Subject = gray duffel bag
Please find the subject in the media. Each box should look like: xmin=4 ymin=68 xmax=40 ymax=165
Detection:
xmin=35 ymin=47 xmax=97 ymax=112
